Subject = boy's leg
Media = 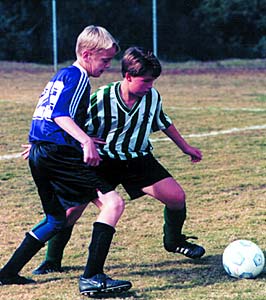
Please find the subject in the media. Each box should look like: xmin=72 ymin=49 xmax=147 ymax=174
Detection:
xmin=0 ymin=214 xmax=66 ymax=285
xmin=83 ymin=191 xmax=125 ymax=277
xmin=79 ymin=222 xmax=132 ymax=296
xmin=32 ymin=189 xmax=126 ymax=277
xmin=142 ymin=177 xmax=205 ymax=259
xmin=163 ymin=205 xmax=186 ymax=250
xmin=83 ymin=222 xmax=115 ymax=277
xmin=32 ymin=203 xmax=87 ymax=275
xmin=45 ymin=225 xmax=74 ymax=266
xmin=0 ymin=233 xmax=44 ymax=284
xmin=79 ymin=191 xmax=132 ymax=296
xmin=32 ymin=225 xmax=74 ymax=274
xmin=163 ymin=205 xmax=205 ymax=258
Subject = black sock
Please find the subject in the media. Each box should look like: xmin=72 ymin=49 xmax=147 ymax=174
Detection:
xmin=83 ymin=222 xmax=115 ymax=278
xmin=46 ymin=225 xmax=74 ymax=266
xmin=0 ymin=233 xmax=44 ymax=277
xmin=163 ymin=206 xmax=186 ymax=252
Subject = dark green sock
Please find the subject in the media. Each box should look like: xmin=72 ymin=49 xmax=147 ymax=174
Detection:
xmin=45 ymin=225 xmax=74 ymax=266
xmin=163 ymin=205 xmax=186 ymax=252
xmin=83 ymin=222 xmax=115 ymax=278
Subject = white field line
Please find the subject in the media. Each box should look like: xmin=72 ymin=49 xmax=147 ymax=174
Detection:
xmin=150 ymin=124 xmax=266 ymax=142
xmin=1 ymin=124 xmax=266 ymax=161
xmin=166 ymin=107 xmax=266 ymax=112
xmin=0 ymin=153 xmax=22 ymax=160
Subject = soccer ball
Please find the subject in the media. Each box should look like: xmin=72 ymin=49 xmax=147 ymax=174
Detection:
xmin=222 ymin=239 xmax=265 ymax=279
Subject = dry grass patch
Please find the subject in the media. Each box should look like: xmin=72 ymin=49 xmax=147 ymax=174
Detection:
xmin=0 ymin=61 xmax=266 ymax=300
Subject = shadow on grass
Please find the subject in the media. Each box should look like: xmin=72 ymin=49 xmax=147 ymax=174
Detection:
xmin=124 ymin=253 xmax=266 ymax=296
xmin=35 ymin=274 xmax=138 ymax=299
xmin=123 ymin=254 xmax=227 ymax=288
xmin=34 ymin=253 xmax=266 ymax=299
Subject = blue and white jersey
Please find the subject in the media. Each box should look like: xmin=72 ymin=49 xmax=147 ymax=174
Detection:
xmin=29 ymin=62 xmax=90 ymax=148
xmin=86 ymin=81 xmax=172 ymax=160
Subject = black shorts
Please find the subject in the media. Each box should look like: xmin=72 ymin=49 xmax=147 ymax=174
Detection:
xmin=94 ymin=153 xmax=172 ymax=199
xmin=29 ymin=143 xmax=113 ymax=214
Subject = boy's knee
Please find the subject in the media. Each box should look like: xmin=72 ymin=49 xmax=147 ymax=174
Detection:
xmin=167 ymin=190 xmax=186 ymax=210
xmin=99 ymin=191 xmax=125 ymax=219
xmin=109 ymin=195 xmax=125 ymax=213
xmin=66 ymin=204 xmax=87 ymax=226
xmin=45 ymin=214 xmax=67 ymax=234
xmin=32 ymin=214 xmax=67 ymax=243
xmin=178 ymin=190 xmax=186 ymax=204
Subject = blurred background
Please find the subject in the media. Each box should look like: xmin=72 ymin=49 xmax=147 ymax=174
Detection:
xmin=1 ymin=0 xmax=266 ymax=64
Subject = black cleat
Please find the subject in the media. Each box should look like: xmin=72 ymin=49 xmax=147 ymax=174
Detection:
xmin=174 ymin=235 xmax=205 ymax=259
xmin=79 ymin=273 xmax=132 ymax=297
xmin=32 ymin=260 xmax=63 ymax=275
xmin=0 ymin=274 xmax=36 ymax=285
xmin=165 ymin=235 xmax=205 ymax=259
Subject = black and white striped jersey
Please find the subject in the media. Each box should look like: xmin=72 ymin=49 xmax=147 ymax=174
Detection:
xmin=86 ymin=81 xmax=172 ymax=160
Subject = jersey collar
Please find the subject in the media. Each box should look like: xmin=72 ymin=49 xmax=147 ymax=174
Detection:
xmin=115 ymin=82 xmax=143 ymax=115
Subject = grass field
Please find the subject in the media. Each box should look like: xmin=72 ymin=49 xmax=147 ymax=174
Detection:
xmin=0 ymin=60 xmax=266 ymax=300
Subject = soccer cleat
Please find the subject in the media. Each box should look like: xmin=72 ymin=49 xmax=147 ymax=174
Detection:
xmin=79 ymin=273 xmax=132 ymax=296
xmin=0 ymin=274 xmax=36 ymax=285
xmin=173 ymin=235 xmax=205 ymax=259
xmin=32 ymin=260 xmax=63 ymax=275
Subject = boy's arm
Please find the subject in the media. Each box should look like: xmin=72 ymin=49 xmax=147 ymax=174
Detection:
xmin=21 ymin=136 xmax=105 ymax=161
xmin=54 ymin=116 xmax=101 ymax=166
xmin=162 ymin=124 xmax=202 ymax=163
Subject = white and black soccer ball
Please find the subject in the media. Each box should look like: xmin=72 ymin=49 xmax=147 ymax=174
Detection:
xmin=222 ymin=239 xmax=265 ymax=279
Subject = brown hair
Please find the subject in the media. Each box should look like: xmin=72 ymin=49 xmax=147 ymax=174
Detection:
xmin=121 ymin=46 xmax=161 ymax=78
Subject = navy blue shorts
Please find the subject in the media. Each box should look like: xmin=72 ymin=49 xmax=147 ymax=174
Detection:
xmin=94 ymin=153 xmax=172 ymax=199
xmin=29 ymin=143 xmax=113 ymax=214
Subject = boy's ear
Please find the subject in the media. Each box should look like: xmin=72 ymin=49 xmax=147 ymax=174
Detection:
xmin=82 ymin=50 xmax=91 ymax=62
xmin=125 ymin=72 xmax=132 ymax=81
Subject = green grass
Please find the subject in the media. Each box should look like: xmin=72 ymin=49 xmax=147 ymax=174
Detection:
xmin=0 ymin=61 xmax=266 ymax=300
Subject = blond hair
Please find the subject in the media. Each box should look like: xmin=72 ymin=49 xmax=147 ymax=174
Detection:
xmin=75 ymin=25 xmax=119 ymax=58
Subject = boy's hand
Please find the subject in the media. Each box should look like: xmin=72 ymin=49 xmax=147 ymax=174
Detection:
xmin=21 ymin=144 xmax=32 ymax=160
xmin=81 ymin=137 xmax=106 ymax=166
xmin=184 ymin=146 xmax=202 ymax=163
xmin=82 ymin=138 xmax=102 ymax=166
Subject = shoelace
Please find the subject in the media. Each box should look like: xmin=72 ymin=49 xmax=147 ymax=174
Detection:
xmin=181 ymin=235 xmax=198 ymax=242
